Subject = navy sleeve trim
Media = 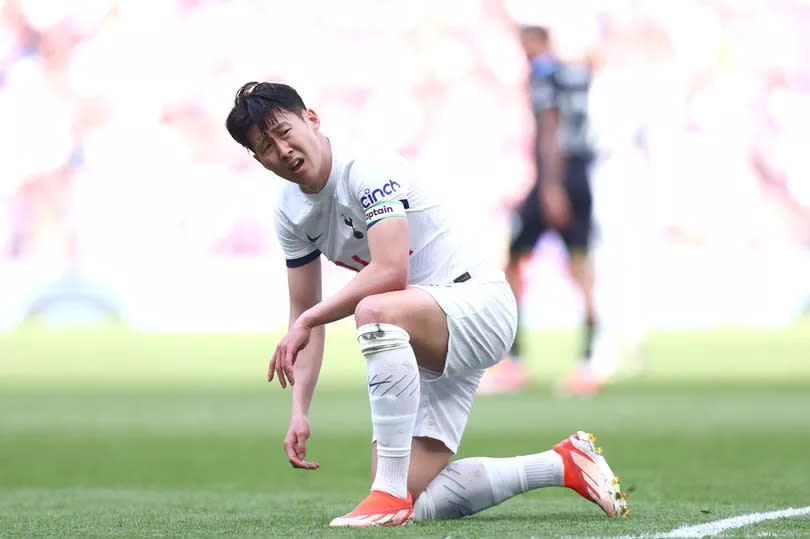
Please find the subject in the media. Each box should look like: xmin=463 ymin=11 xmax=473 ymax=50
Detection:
xmin=286 ymin=250 xmax=321 ymax=268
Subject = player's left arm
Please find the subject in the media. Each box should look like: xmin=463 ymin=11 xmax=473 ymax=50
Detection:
xmin=294 ymin=216 xmax=409 ymax=330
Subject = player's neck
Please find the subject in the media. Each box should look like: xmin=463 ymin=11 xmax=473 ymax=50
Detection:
xmin=299 ymin=136 xmax=333 ymax=195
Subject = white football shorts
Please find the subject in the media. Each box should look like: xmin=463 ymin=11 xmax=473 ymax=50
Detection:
xmin=408 ymin=270 xmax=517 ymax=453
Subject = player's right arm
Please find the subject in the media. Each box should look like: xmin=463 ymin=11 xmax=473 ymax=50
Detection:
xmin=279 ymin=255 xmax=324 ymax=469
xmin=533 ymin=71 xmax=571 ymax=228
xmin=285 ymin=255 xmax=324 ymax=417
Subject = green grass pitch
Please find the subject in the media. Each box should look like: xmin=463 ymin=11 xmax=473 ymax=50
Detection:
xmin=1 ymin=320 xmax=809 ymax=537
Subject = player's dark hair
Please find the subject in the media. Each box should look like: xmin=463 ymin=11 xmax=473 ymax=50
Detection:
xmin=226 ymin=82 xmax=307 ymax=151
xmin=521 ymin=25 xmax=549 ymax=43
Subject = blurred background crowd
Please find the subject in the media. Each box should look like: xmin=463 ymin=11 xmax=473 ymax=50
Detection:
xmin=1 ymin=0 xmax=808 ymax=334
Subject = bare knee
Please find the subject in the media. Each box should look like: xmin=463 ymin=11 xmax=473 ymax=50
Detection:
xmin=355 ymin=295 xmax=399 ymax=327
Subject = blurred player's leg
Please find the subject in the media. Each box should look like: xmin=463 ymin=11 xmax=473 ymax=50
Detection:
xmin=558 ymin=249 xmax=603 ymax=395
xmin=413 ymin=431 xmax=629 ymax=520
xmin=558 ymin=157 xmax=603 ymax=395
xmin=568 ymin=250 xmax=597 ymax=360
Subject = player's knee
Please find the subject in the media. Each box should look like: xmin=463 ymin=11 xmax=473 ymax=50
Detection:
xmin=354 ymin=295 xmax=399 ymax=327
xmin=356 ymin=322 xmax=410 ymax=356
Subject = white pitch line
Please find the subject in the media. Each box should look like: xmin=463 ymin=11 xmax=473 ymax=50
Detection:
xmin=653 ymin=506 xmax=810 ymax=538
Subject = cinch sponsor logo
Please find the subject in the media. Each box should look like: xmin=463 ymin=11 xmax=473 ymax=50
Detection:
xmin=365 ymin=205 xmax=394 ymax=221
xmin=361 ymin=179 xmax=401 ymax=208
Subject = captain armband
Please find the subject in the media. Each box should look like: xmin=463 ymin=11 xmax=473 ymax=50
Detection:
xmin=364 ymin=200 xmax=406 ymax=228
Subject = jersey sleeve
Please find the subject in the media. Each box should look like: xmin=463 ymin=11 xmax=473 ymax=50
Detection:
xmin=347 ymin=156 xmax=409 ymax=229
xmin=274 ymin=209 xmax=320 ymax=268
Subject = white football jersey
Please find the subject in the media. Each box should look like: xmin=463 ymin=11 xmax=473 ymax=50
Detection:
xmin=274 ymin=140 xmax=486 ymax=285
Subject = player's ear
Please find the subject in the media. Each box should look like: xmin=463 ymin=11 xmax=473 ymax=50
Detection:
xmin=305 ymin=108 xmax=320 ymax=130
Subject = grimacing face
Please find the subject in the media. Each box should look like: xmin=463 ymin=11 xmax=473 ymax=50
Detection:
xmin=247 ymin=109 xmax=330 ymax=191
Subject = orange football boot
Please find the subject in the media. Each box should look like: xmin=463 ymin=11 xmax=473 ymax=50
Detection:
xmin=553 ymin=431 xmax=630 ymax=518
xmin=329 ymin=490 xmax=414 ymax=527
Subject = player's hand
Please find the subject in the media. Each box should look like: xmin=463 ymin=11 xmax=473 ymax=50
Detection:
xmin=268 ymin=321 xmax=312 ymax=388
xmin=283 ymin=415 xmax=319 ymax=470
xmin=541 ymin=183 xmax=572 ymax=229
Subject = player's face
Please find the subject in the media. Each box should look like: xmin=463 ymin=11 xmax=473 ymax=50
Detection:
xmin=521 ymin=33 xmax=548 ymax=60
xmin=248 ymin=109 xmax=328 ymax=189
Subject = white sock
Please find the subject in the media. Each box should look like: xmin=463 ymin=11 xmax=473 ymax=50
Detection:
xmin=357 ymin=323 xmax=420 ymax=499
xmin=375 ymin=455 xmax=410 ymax=497
xmin=413 ymin=451 xmax=562 ymax=520
xmin=519 ymin=451 xmax=564 ymax=490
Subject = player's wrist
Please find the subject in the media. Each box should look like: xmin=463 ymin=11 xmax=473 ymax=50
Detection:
xmin=290 ymin=408 xmax=309 ymax=420
xmin=294 ymin=312 xmax=317 ymax=331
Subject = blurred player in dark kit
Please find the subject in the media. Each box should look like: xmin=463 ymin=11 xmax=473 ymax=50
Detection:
xmin=480 ymin=25 xmax=601 ymax=395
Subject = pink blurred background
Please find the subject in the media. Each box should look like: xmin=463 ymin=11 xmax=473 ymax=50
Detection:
xmin=1 ymin=0 xmax=808 ymax=332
